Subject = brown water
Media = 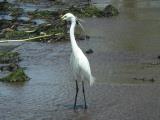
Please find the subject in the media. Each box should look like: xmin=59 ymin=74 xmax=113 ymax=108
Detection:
xmin=1 ymin=0 xmax=160 ymax=119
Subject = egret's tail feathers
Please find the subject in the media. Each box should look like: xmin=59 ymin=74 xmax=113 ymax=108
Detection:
xmin=90 ymin=76 xmax=95 ymax=86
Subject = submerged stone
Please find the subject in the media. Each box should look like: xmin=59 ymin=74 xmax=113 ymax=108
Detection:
xmin=103 ymin=5 xmax=119 ymax=17
xmin=27 ymin=10 xmax=56 ymax=19
xmin=86 ymin=49 xmax=93 ymax=54
xmin=0 ymin=2 xmax=119 ymax=43
xmin=0 ymin=68 xmax=29 ymax=82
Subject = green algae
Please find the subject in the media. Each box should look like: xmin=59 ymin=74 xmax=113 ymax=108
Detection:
xmin=4 ymin=31 xmax=31 ymax=39
xmin=0 ymin=68 xmax=29 ymax=82
xmin=28 ymin=11 xmax=55 ymax=19
xmin=0 ymin=1 xmax=119 ymax=43
xmin=0 ymin=51 xmax=20 ymax=64
xmin=65 ymin=4 xmax=119 ymax=17
xmin=0 ymin=1 xmax=23 ymax=17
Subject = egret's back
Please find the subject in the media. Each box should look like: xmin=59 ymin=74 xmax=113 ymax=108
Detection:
xmin=70 ymin=47 xmax=95 ymax=86
xmin=63 ymin=12 xmax=95 ymax=86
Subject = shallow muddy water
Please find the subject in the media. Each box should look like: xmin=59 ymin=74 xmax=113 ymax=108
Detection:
xmin=1 ymin=0 xmax=160 ymax=120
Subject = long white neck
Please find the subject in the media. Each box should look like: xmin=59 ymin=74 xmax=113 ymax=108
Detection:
xmin=70 ymin=18 xmax=78 ymax=51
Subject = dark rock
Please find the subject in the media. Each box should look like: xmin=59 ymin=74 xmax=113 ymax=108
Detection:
xmin=103 ymin=5 xmax=119 ymax=17
xmin=133 ymin=77 xmax=155 ymax=83
xmin=0 ymin=63 xmax=19 ymax=72
xmin=86 ymin=49 xmax=93 ymax=54
xmin=86 ymin=35 xmax=90 ymax=39
xmin=150 ymin=78 xmax=155 ymax=82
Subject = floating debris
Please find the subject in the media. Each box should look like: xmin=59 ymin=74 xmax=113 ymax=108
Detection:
xmin=0 ymin=50 xmax=29 ymax=83
xmin=133 ymin=77 xmax=155 ymax=83
xmin=0 ymin=1 xmax=119 ymax=42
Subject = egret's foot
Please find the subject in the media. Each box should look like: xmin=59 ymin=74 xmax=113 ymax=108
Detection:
xmin=84 ymin=105 xmax=88 ymax=109
xmin=74 ymin=105 xmax=77 ymax=110
xmin=74 ymin=105 xmax=84 ymax=110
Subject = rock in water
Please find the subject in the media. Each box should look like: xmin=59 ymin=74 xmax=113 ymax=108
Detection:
xmin=103 ymin=5 xmax=119 ymax=17
xmin=0 ymin=68 xmax=29 ymax=82
xmin=86 ymin=49 xmax=94 ymax=54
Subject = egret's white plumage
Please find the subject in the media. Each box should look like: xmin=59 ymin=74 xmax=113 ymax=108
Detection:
xmin=62 ymin=13 xmax=95 ymax=85
xmin=61 ymin=13 xmax=95 ymax=109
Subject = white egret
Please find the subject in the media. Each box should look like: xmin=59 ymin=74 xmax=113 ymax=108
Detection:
xmin=61 ymin=13 xmax=95 ymax=109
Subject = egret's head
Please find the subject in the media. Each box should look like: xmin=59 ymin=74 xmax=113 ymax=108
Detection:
xmin=61 ymin=13 xmax=76 ymax=21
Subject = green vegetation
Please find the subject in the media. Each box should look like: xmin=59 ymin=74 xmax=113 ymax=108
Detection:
xmin=5 ymin=31 xmax=31 ymax=39
xmin=28 ymin=11 xmax=55 ymax=19
xmin=0 ymin=63 xmax=19 ymax=72
xmin=17 ymin=0 xmax=64 ymax=4
xmin=0 ymin=68 xmax=29 ymax=82
xmin=0 ymin=51 xmax=29 ymax=83
xmin=0 ymin=20 xmax=13 ymax=33
xmin=0 ymin=1 xmax=13 ymax=11
xmin=17 ymin=0 xmax=39 ymax=3
xmin=0 ymin=1 xmax=119 ymax=83
xmin=68 ymin=5 xmax=103 ymax=17
xmin=0 ymin=1 xmax=23 ymax=17
xmin=0 ymin=51 xmax=20 ymax=63
xmin=64 ymin=4 xmax=119 ymax=17
xmin=0 ymin=1 xmax=119 ymax=42
xmin=10 ymin=7 xmax=23 ymax=17
xmin=0 ymin=21 xmax=67 ymax=42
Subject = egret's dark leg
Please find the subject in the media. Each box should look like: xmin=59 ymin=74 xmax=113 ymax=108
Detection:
xmin=82 ymin=81 xmax=87 ymax=109
xmin=74 ymin=80 xmax=79 ymax=109
xmin=88 ymin=0 xmax=91 ymax=5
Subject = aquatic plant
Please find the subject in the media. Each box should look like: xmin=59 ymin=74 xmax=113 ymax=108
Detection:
xmin=0 ymin=20 xmax=13 ymax=32
xmin=0 ymin=68 xmax=29 ymax=82
xmin=0 ymin=1 xmax=23 ymax=17
xmin=0 ymin=51 xmax=20 ymax=64
xmin=4 ymin=30 xmax=31 ymax=39
xmin=28 ymin=11 xmax=55 ymax=19
xmin=65 ymin=4 xmax=119 ymax=17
